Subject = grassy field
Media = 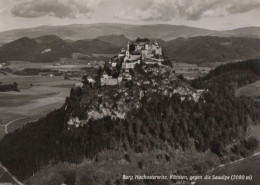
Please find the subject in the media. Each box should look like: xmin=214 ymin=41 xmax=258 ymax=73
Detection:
xmin=250 ymin=124 xmax=260 ymax=153
xmin=236 ymin=80 xmax=260 ymax=150
xmin=0 ymin=60 xmax=98 ymax=136
xmin=0 ymin=61 xmax=89 ymax=184
xmin=0 ymin=93 xmax=57 ymax=107
xmin=8 ymin=60 xmax=99 ymax=72
xmin=235 ymin=80 xmax=260 ymax=97
xmin=0 ymin=73 xmax=76 ymax=136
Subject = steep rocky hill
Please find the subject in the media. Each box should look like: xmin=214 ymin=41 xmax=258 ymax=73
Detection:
xmin=0 ymin=62 xmax=259 ymax=184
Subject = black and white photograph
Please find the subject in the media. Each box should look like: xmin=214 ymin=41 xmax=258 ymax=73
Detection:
xmin=0 ymin=0 xmax=260 ymax=184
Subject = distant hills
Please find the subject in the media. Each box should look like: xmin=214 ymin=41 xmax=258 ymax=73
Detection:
xmin=212 ymin=27 xmax=260 ymax=38
xmin=0 ymin=33 xmax=260 ymax=64
xmin=1 ymin=23 xmax=260 ymax=44
xmin=0 ymin=35 xmax=76 ymax=62
xmin=0 ymin=35 xmax=120 ymax=62
xmin=163 ymin=36 xmax=260 ymax=65
xmin=94 ymin=34 xmax=130 ymax=48
xmin=72 ymin=39 xmax=120 ymax=54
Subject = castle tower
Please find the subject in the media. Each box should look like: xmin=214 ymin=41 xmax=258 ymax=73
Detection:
xmin=125 ymin=41 xmax=130 ymax=58
xmin=127 ymin=41 xmax=130 ymax=51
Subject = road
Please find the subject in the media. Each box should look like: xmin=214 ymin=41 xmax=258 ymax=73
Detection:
xmin=3 ymin=107 xmax=60 ymax=134
xmin=0 ymin=163 xmax=24 ymax=185
xmin=4 ymin=117 xmax=26 ymax=134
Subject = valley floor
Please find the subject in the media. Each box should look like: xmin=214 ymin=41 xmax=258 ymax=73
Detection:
xmin=0 ymin=74 xmax=75 ymax=139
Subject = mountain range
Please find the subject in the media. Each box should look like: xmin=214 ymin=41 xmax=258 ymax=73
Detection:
xmin=1 ymin=23 xmax=260 ymax=44
xmin=0 ymin=33 xmax=260 ymax=65
xmin=0 ymin=35 xmax=121 ymax=62
xmin=0 ymin=35 xmax=76 ymax=62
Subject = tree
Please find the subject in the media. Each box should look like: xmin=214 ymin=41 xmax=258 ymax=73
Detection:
xmin=246 ymin=137 xmax=258 ymax=150
xmin=129 ymin=44 xmax=136 ymax=53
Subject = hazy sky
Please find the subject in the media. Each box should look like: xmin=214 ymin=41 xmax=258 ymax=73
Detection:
xmin=0 ymin=0 xmax=260 ymax=31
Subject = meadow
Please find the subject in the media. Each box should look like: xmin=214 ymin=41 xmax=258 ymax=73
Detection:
xmin=235 ymin=80 xmax=260 ymax=97
xmin=0 ymin=72 xmax=76 ymax=136
xmin=0 ymin=60 xmax=99 ymax=135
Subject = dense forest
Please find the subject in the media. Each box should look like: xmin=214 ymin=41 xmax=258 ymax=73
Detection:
xmin=192 ymin=59 xmax=260 ymax=89
xmin=163 ymin=37 xmax=260 ymax=64
xmin=0 ymin=60 xmax=259 ymax=184
xmin=0 ymin=82 xmax=19 ymax=92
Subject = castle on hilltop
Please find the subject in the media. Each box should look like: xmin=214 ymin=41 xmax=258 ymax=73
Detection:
xmin=120 ymin=38 xmax=163 ymax=69
xmin=99 ymin=38 xmax=165 ymax=86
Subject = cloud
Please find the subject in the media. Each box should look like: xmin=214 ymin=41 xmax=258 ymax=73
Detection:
xmin=115 ymin=0 xmax=260 ymax=21
xmin=227 ymin=0 xmax=260 ymax=14
xmin=7 ymin=0 xmax=260 ymax=21
xmin=11 ymin=0 xmax=104 ymax=18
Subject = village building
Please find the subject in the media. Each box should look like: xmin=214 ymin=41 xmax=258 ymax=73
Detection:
xmin=117 ymin=75 xmax=123 ymax=84
xmin=87 ymin=76 xmax=96 ymax=84
xmin=101 ymin=71 xmax=111 ymax=79
xmin=100 ymin=69 xmax=130 ymax=86
xmin=122 ymin=60 xmax=140 ymax=69
xmin=143 ymin=58 xmax=163 ymax=65
xmin=111 ymin=62 xmax=117 ymax=67
xmin=41 ymin=48 xmax=51 ymax=54
xmin=100 ymin=71 xmax=118 ymax=86
xmin=118 ymin=53 xmax=125 ymax=58
xmin=67 ymin=116 xmax=81 ymax=127
xmin=53 ymin=63 xmax=60 ymax=66
xmin=75 ymin=82 xmax=84 ymax=88
xmin=39 ymin=72 xmax=54 ymax=77
xmin=121 ymin=71 xmax=132 ymax=81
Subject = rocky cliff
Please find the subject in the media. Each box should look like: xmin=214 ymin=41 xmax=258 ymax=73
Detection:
xmin=0 ymin=63 xmax=259 ymax=185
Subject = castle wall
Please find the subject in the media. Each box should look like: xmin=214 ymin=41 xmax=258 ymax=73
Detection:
xmin=101 ymin=78 xmax=118 ymax=86
xmin=155 ymin=48 xmax=162 ymax=55
xmin=141 ymin=50 xmax=148 ymax=59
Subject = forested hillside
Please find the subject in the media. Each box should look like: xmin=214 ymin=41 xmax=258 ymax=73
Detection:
xmin=0 ymin=61 xmax=259 ymax=184
xmin=192 ymin=59 xmax=260 ymax=89
xmin=0 ymin=36 xmax=76 ymax=62
xmin=0 ymin=35 xmax=119 ymax=63
xmin=163 ymin=37 xmax=260 ymax=65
